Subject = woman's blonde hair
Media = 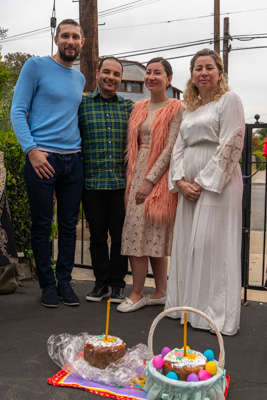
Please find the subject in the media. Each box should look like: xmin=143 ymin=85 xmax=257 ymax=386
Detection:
xmin=183 ymin=48 xmax=229 ymax=111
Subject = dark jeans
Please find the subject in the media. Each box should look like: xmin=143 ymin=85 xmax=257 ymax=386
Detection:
xmin=24 ymin=152 xmax=84 ymax=289
xmin=82 ymin=189 xmax=128 ymax=288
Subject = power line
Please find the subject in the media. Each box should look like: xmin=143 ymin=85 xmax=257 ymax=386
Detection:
xmin=74 ymin=0 xmax=160 ymax=15
xmin=0 ymin=0 xmax=160 ymax=43
xmin=1 ymin=27 xmax=50 ymax=42
xmin=157 ymin=45 xmax=267 ymax=63
xmin=98 ymin=0 xmax=160 ymax=17
xmin=233 ymin=34 xmax=267 ymax=41
xmin=124 ymin=44 xmax=266 ymax=64
xmin=231 ymin=45 xmax=267 ymax=51
xmin=100 ymin=8 xmax=267 ymax=32
xmin=246 ymin=113 xmax=267 ymax=122
xmin=2 ymin=6 xmax=267 ymax=44
xmin=104 ymin=34 xmax=267 ymax=59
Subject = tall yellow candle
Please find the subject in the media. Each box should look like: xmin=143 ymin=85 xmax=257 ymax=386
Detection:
xmin=105 ymin=299 xmax=111 ymax=339
xmin=184 ymin=311 xmax=187 ymax=357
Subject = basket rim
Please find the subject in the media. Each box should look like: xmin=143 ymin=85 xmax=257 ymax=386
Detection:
xmin=147 ymin=306 xmax=225 ymax=369
xmin=146 ymin=358 xmax=225 ymax=391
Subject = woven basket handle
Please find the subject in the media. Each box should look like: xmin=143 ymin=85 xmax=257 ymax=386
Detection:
xmin=147 ymin=306 xmax=225 ymax=369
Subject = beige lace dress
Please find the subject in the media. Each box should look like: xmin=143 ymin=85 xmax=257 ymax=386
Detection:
xmin=121 ymin=100 xmax=183 ymax=257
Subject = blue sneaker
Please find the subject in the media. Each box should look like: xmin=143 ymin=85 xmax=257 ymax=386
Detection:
xmin=41 ymin=285 xmax=59 ymax=308
xmin=58 ymin=284 xmax=80 ymax=306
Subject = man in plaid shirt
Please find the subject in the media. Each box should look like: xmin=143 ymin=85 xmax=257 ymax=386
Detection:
xmin=79 ymin=57 xmax=133 ymax=303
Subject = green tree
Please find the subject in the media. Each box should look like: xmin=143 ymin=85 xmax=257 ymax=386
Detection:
xmin=4 ymin=52 xmax=33 ymax=85
xmin=0 ymin=56 xmax=9 ymax=90
xmin=254 ymin=127 xmax=267 ymax=140
xmin=0 ymin=57 xmax=10 ymax=131
xmin=252 ymin=133 xmax=261 ymax=152
xmin=0 ymin=27 xmax=8 ymax=50
xmin=0 ymin=50 xmax=34 ymax=131
xmin=0 ymin=29 xmax=34 ymax=259
xmin=0 ymin=27 xmax=9 ymax=90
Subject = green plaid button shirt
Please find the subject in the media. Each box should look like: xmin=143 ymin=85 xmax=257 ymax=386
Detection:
xmin=79 ymin=89 xmax=133 ymax=190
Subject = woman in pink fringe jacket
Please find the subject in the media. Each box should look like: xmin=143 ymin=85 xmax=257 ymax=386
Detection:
xmin=117 ymin=57 xmax=185 ymax=313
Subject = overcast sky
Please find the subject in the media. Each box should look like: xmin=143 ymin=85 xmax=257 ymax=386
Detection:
xmin=1 ymin=0 xmax=267 ymax=122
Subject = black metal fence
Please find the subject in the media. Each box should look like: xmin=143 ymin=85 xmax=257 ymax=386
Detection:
xmin=58 ymin=120 xmax=267 ymax=297
xmin=241 ymin=119 xmax=267 ymax=303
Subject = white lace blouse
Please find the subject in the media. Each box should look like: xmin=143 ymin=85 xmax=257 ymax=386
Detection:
xmin=169 ymin=91 xmax=245 ymax=194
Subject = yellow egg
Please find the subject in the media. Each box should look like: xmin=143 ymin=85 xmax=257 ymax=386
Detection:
xmin=181 ymin=346 xmax=190 ymax=350
xmin=205 ymin=361 xmax=217 ymax=376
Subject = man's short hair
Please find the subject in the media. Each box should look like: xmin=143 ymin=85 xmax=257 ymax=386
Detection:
xmin=56 ymin=19 xmax=83 ymax=38
xmin=98 ymin=57 xmax=123 ymax=74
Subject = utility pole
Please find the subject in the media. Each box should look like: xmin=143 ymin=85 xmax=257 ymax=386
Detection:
xmin=79 ymin=0 xmax=99 ymax=93
xmin=223 ymin=17 xmax=232 ymax=76
xmin=50 ymin=0 xmax=56 ymax=56
xmin=214 ymin=0 xmax=220 ymax=54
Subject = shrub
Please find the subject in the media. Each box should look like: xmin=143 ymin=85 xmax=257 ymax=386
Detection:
xmin=253 ymin=149 xmax=266 ymax=171
xmin=0 ymin=86 xmax=14 ymax=131
xmin=0 ymin=130 xmax=32 ymax=257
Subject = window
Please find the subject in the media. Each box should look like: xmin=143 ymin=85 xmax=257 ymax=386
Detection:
xmin=131 ymin=82 xmax=142 ymax=93
xmin=118 ymin=82 xmax=127 ymax=92
xmin=118 ymin=81 xmax=143 ymax=93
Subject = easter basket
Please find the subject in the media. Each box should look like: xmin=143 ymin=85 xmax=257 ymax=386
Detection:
xmin=144 ymin=306 xmax=227 ymax=400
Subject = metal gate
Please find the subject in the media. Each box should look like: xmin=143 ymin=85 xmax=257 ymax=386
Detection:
xmin=70 ymin=118 xmax=267 ymax=294
xmin=241 ymin=117 xmax=267 ymax=303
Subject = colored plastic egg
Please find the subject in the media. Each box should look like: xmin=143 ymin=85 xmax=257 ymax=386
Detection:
xmin=187 ymin=373 xmax=199 ymax=382
xmin=166 ymin=371 xmax=178 ymax=380
xmin=198 ymin=369 xmax=211 ymax=381
xmin=205 ymin=361 xmax=218 ymax=376
xmin=203 ymin=349 xmax=215 ymax=361
xmin=161 ymin=347 xmax=171 ymax=357
xmin=181 ymin=345 xmax=190 ymax=350
xmin=152 ymin=355 xmax=164 ymax=369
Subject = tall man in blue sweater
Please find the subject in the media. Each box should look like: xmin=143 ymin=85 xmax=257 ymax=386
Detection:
xmin=11 ymin=19 xmax=85 ymax=308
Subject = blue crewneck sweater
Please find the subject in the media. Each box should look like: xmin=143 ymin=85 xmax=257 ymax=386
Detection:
xmin=11 ymin=56 xmax=85 ymax=154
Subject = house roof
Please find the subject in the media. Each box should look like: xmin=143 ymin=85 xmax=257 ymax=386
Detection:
xmin=74 ymin=57 xmax=182 ymax=94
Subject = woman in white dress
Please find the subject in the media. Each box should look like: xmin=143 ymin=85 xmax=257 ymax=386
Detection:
xmin=165 ymin=49 xmax=245 ymax=335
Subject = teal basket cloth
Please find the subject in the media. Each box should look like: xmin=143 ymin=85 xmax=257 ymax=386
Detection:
xmin=144 ymin=359 xmax=226 ymax=400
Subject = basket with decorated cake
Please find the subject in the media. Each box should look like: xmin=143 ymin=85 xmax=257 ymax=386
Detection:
xmin=144 ymin=306 xmax=228 ymax=400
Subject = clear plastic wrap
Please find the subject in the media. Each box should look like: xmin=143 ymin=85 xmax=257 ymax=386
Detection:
xmin=47 ymin=333 xmax=148 ymax=386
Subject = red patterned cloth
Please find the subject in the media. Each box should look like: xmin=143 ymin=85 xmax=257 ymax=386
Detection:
xmin=48 ymin=369 xmax=230 ymax=399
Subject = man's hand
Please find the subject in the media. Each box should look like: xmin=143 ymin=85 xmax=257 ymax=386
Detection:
xmin=176 ymin=179 xmax=202 ymax=202
xmin=28 ymin=148 xmax=55 ymax=179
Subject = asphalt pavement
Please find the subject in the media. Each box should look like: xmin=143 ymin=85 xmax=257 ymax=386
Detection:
xmin=0 ymin=279 xmax=267 ymax=400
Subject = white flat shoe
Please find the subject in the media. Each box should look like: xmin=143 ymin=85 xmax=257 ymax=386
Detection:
xmin=117 ymin=296 xmax=147 ymax=313
xmin=146 ymin=295 xmax=166 ymax=305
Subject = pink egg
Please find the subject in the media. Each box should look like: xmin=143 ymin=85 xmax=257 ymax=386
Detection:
xmin=161 ymin=347 xmax=171 ymax=357
xmin=187 ymin=373 xmax=199 ymax=382
xmin=198 ymin=369 xmax=211 ymax=381
xmin=152 ymin=355 xmax=164 ymax=369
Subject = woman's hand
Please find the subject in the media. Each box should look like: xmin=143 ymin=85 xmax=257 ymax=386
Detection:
xmin=176 ymin=179 xmax=202 ymax=202
xmin=135 ymin=180 xmax=154 ymax=205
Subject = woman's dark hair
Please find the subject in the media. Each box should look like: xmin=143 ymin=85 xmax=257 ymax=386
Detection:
xmin=146 ymin=57 xmax=173 ymax=77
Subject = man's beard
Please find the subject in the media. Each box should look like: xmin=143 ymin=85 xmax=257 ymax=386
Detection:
xmin=59 ymin=47 xmax=79 ymax=62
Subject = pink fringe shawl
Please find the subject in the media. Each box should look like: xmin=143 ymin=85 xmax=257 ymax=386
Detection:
xmin=125 ymin=98 xmax=185 ymax=225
